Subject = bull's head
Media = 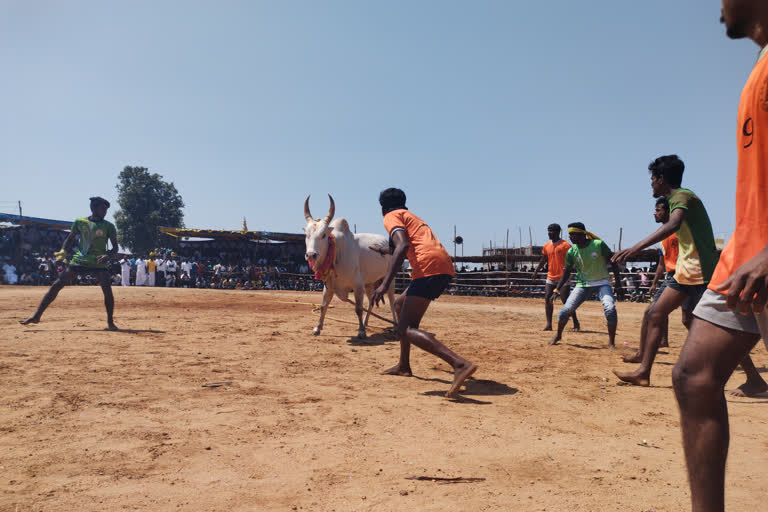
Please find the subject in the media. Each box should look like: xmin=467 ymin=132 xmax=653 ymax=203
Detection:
xmin=302 ymin=194 xmax=335 ymax=268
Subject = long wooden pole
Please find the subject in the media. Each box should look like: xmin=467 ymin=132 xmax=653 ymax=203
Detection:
xmin=618 ymin=227 xmax=623 ymax=251
xmin=505 ymin=229 xmax=510 ymax=297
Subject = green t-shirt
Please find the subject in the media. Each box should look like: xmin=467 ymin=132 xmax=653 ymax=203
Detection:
xmin=565 ymin=239 xmax=612 ymax=287
xmin=69 ymin=217 xmax=117 ymax=269
xmin=668 ymin=188 xmax=718 ymax=285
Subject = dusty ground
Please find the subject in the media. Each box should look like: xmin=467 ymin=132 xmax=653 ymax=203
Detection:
xmin=2 ymin=286 xmax=768 ymax=512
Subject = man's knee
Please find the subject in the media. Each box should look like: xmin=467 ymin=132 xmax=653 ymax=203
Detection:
xmin=557 ymin=307 xmax=572 ymax=323
xmin=647 ymin=304 xmax=668 ymax=326
xmin=672 ymin=360 xmax=721 ymax=407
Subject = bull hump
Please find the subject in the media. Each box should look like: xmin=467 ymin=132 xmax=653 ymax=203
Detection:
xmin=331 ymin=218 xmax=350 ymax=232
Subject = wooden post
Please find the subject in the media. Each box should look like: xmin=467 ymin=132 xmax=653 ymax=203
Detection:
xmin=453 ymin=225 xmax=457 ymax=271
xmin=528 ymin=226 xmax=533 ymax=253
xmin=16 ymin=200 xmax=24 ymax=265
xmin=618 ymin=227 xmax=623 ymax=251
xmin=505 ymin=229 xmax=510 ymax=297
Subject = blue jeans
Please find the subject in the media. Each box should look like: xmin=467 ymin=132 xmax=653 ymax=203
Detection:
xmin=558 ymin=284 xmax=617 ymax=325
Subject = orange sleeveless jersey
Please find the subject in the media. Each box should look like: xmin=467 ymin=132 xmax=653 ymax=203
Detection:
xmin=709 ymin=53 xmax=768 ymax=293
xmin=383 ymin=209 xmax=455 ymax=280
xmin=542 ymin=240 xmax=570 ymax=280
xmin=660 ymin=234 xmax=678 ymax=273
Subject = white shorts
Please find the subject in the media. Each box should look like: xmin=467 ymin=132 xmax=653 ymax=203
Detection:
xmin=693 ymin=289 xmax=768 ymax=339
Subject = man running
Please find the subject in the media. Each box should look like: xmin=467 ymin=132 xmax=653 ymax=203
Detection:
xmin=371 ymin=188 xmax=477 ymax=398
xmin=612 ymin=155 xmax=717 ymax=387
xmin=20 ymin=197 xmax=119 ymax=330
xmin=549 ymin=223 xmax=623 ymax=349
xmin=531 ymin=223 xmax=581 ymax=332
xmin=672 ymin=6 xmax=768 ymax=510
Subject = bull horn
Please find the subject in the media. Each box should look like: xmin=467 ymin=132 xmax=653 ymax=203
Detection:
xmin=304 ymin=195 xmax=313 ymax=222
xmin=324 ymin=195 xmax=335 ymax=224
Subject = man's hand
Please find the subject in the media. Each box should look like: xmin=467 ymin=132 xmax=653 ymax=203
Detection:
xmin=612 ymin=246 xmax=640 ymax=265
xmin=371 ymin=284 xmax=388 ymax=308
xmin=715 ymin=249 xmax=768 ymax=314
xmin=548 ymin=288 xmax=560 ymax=304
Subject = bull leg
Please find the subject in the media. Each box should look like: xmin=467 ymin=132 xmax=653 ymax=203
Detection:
xmin=354 ymin=285 xmax=367 ymax=339
xmin=313 ymin=285 xmax=334 ymax=336
xmin=387 ymin=281 xmax=397 ymax=327
xmin=363 ymin=284 xmax=375 ymax=328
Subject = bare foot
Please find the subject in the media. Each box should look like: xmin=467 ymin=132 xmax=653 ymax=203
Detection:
xmin=728 ymin=380 xmax=768 ymax=397
xmin=446 ymin=363 xmax=478 ymax=398
xmin=659 ymin=339 xmax=669 ymax=348
xmin=572 ymin=324 xmax=581 ymax=332
xmin=382 ymin=365 xmax=412 ymax=377
xmin=612 ymin=369 xmax=650 ymax=387
xmin=548 ymin=334 xmax=561 ymax=346
xmin=608 ymin=344 xmax=616 ymax=351
xmin=19 ymin=316 xmax=40 ymax=326
xmin=106 ymin=323 xmax=119 ymax=331
xmin=541 ymin=326 xmax=553 ymax=331
xmin=622 ymin=351 xmax=642 ymax=363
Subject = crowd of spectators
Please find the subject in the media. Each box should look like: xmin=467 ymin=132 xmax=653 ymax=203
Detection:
xmin=1 ymin=246 xmax=656 ymax=302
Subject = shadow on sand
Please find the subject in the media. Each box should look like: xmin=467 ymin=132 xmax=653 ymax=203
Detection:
xmin=22 ymin=328 xmax=165 ymax=334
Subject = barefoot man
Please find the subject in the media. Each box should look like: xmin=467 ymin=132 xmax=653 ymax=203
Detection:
xmin=672 ymin=5 xmax=768 ymax=509
xmin=612 ymin=155 xmax=717 ymax=387
xmin=549 ymin=223 xmax=623 ymax=349
xmin=531 ymin=223 xmax=580 ymax=332
xmin=20 ymin=196 xmax=119 ymax=330
xmin=371 ymin=188 xmax=477 ymax=398
xmin=623 ymin=197 xmax=685 ymax=361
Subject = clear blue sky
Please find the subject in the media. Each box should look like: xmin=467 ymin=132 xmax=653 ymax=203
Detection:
xmin=0 ymin=0 xmax=760 ymax=255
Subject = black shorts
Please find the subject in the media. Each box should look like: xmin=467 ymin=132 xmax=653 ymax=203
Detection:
xmin=68 ymin=265 xmax=109 ymax=277
xmin=405 ymin=274 xmax=452 ymax=300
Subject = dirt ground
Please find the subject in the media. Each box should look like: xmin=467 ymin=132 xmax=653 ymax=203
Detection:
xmin=2 ymin=286 xmax=768 ymax=512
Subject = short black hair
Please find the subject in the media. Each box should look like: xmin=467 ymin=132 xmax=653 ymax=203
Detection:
xmin=648 ymin=155 xmax=684 ymax=188
xmin=567 ymin=222 xmax=586 ymax=231
xmin=547 ymin=223 xmax=561 ymax=233
xmin=379 ymin=188 xmax=407 ymax=211
xmin=655 ymin=197 xmax=669 ymax=211
xmin=89 ymin=196 xmax=110 ymax=209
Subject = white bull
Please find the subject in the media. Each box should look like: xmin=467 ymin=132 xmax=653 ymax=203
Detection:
xmin=303 ymin=195 xmax=396 ymax=339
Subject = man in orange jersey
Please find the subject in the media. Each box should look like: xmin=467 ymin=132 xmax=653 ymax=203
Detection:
xmin=531 ymin=224 xmax=581 ymax=332
xmin=671 ymin=4 xmax=768 ymax=511
xmin=371 ymin=188 xmax=477 ymax=398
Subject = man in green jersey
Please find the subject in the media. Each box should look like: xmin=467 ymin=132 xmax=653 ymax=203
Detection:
xmin=20 ymin=197 xmax=119 ymax=330
xmin=612 ymin=155 xmax=718 ymax=387
xmin=550 ymin=222 xmax=624 ymax=348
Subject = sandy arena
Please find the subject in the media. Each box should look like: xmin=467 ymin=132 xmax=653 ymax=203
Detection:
xmin=2 ymin=286 xmax=768 ymax=511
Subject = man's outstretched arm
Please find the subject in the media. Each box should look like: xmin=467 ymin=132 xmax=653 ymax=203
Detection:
xmin=613 ymin=209 xmax=686 ymax=264
xmin=372 ymin=230 xmax=409 ymax=307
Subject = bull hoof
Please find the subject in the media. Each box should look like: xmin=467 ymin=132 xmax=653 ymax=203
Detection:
xmin=312 ymin=328 xmax=322 ymax=336
xmin=357 ymin=331 xmax=367 ymax=340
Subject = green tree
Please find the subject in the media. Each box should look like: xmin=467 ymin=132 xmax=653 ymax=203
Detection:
xmin=114 ymin=166 xmax=185 ymax=253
